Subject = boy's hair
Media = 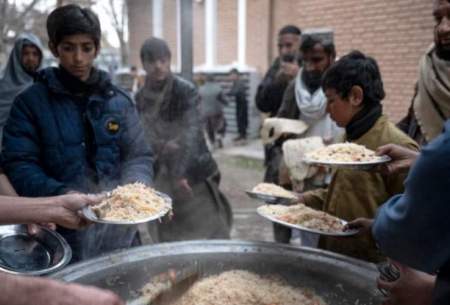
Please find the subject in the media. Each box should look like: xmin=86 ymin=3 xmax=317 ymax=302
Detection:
xmin=47 ymin=4 xmax=101 ymax=48
xmin=300 ymin=34 xmax=336 ymax=57
xmin=322 ymin=50 xmax=385 ymax=105
xmin=140 ymin=37 xmax=171 ymax=63
xmin=278 ymin=25 xmax=302 ymax=36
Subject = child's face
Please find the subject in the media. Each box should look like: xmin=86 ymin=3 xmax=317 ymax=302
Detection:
xmin=52 ymin=34 xmax=98 ymax=81
xmin=325 ymin=88 xmax=362 ymax=128
xmin=143 ymin=56 xmax=171 ymax=83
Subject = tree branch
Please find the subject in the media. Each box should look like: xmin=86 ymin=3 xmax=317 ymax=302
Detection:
xmin=17 ymin=0 xmax=40 ymax=21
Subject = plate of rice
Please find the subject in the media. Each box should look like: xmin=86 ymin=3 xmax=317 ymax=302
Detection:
xmin=246 ymin=183 xmax=298 ymax=205
xmin=257 ymin=204 xmax=358 ymax=236
xmin=303 ymin=142 xmax=390 ymax=170
xmin=82 ymin=183 xmax=172 ymax=225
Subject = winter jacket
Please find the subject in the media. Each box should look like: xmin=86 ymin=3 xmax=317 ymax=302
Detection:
xmin=2 ymin=67 xmax=154 ymax=196
xmin=303 ymin=116 xmax=418 ymax=262
xmin=255 ymin=58 xmax=291 ymax=116
xmin=136 ymin=75 xmax=217 ymax=185
xmin=1 ymin=67 xmax=154 ymax=262
xmin=198 ymin=81 xmax=226 ymax=117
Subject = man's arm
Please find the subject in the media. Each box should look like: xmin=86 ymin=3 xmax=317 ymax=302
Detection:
xmin=276 ymin=80 xmax=297 ymax=118
xmin=378 ymin=263 xmax=435 ymax=305
xmin=382 ymin=142 xmax=420 ymax=196
xmin=120 ymin=100 xmax=154 ymax=185
xmin=372 ymin=130 xmax=450 ymax=273
xmin=301 ymin=188 xmax=328 ymax=211
xmin=255 ymin=59 xmax=285 ymax=114
xmin=0 ymin=171 xmax=17 ymax=196
xmin=376 ymin=144 xmax=420 ymax=176
xmin=0 ymin=272 xmax=124 ymax=305
xmin=170 ymin=86 xmax=202 ymax=181
xmin=0 ymin=194 xmax=100 ymax=229
xmin=2 ymin=96 xmax=67 ymax=196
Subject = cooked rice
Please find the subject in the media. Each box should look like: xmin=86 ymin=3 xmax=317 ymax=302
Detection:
xmin=92 ymin=182 xmax=170 ymax=221
xmin=259 ymin=204 xmax=344 ymax=233
xmin=162 ymin=270 xmax=327 ymax=305
xmin=252 ymin=183 xmax=297 ymax=199
xmin=306 ymin=143 xmax=380 ymax=163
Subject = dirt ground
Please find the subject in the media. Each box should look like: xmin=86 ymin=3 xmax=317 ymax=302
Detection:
xmin=213 ymin=150 xmax=274 ymax=242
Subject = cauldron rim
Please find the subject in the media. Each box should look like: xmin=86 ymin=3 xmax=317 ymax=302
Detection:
xmin=51 ymin=239 xmax=377 ymax=281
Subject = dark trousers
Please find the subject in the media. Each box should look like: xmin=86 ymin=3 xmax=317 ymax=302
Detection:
xmin=263 ymin=144 xmax=292 ymax=243
xmin=236 ymin=101 xmax=248 ymax=138
xmin=205 ymin=114 xmax=226 ymax=144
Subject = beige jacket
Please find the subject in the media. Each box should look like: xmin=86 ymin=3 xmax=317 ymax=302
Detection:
xmin=303 ymin=115 xmax=419 ymax=263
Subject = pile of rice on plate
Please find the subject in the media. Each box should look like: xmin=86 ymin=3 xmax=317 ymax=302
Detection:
xmin=305 ymin=143 xmax=381 ymax=163
xmin=92 ymin=182 xmax=170 ymax=222
xmin=252 ymin=183 xmax=297 ymax=199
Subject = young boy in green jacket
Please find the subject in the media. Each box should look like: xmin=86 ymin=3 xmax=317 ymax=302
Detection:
xmin=298 ymin=51 xmax=418 ymax=262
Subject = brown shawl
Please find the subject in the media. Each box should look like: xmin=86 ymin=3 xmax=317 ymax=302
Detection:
xmin=414 ymin=45 xmax=450 ymax=142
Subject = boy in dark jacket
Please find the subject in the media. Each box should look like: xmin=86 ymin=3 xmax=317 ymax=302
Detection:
xmin=1 ymin=4 xmax=154 ymax=262
xmin=136 ymin=37 xmax=232 ymax=242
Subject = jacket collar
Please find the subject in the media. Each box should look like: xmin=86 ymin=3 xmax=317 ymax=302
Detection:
xmin=37 ymin=67 xmax=113 ymax=98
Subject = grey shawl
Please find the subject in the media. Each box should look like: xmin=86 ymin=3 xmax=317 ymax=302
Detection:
xmin=0 ymin=33 xmax=43 ymax=141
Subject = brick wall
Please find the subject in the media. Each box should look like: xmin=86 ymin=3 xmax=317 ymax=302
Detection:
xmin=127 ymin=0 xmax=435 ymax=121
xmin=193 ymin=2 xmax=206 ymax=66
xmin=246 ymin=0 xmax=271 ymax=72
xmin=163 ymin=0 xmax=179 ymax=68
xmin=270 ymin=0 xmax=435 ymax=121
xmin=217 ymin=0 xmax=238 ymax=65
xmin=127 ymin=0 xmax=152 ymax=68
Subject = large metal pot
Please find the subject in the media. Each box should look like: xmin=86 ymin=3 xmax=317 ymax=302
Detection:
xmin=52 ymin=240 xmax=382 ymax=305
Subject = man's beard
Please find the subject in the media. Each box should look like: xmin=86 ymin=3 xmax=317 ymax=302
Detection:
xmin=436 ymin=41 xmax=450 ymax=61
xmin=302 ymin=69 xmax=323 ymax=94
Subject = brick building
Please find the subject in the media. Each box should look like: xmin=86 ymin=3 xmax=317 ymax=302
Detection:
xmin=127 ymin=0 xmax=435 ymax=121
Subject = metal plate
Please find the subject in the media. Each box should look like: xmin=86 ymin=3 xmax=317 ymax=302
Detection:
xmin=303 ymin=155 xmax=391 ymax=170
xmin=52 ymin=240 xmax=382 ymax=305
xmin=82 ymin=191 xmax=172 ymax=225
xmin=257 ymin=205 xmax=359 ymax=237
xmin=0 ymin=225 xmax=72 ymax=275
xmin=245 ymin=191 xmax=297 ymax=205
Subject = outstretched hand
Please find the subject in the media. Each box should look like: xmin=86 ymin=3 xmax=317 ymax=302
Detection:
xmin=376 ymin=144 xmax=419 ymax=175
xmin=378 ymin=262 xmax=435 ymax=305
xmin=50 ymin=193 xmax=104 ymax=229
xmin=344 ymin=217 xmax=374 ymax=234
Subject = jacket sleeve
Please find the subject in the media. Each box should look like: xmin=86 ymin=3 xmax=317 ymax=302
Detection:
xmin=302 ymin=187 xmax=328 ymax=211
xmin=384 ymin=141 xmax=419 ymax=196
xmin=255 ymin=60 xmax=287 ymax=115
xmin=1 ymin=96 xmax=67 ymax=196
xmin=119 ymin=101 xmax=154 ymax=185
xmin=276 ymin=80 xmax=297 ymax=118
xmin=396 ymin=83 xmax=418 ymax=134
xmin=372 ymin=129 xmax=450 ymax=273
xmin=170 ymin=86 xmax=202 ymax=180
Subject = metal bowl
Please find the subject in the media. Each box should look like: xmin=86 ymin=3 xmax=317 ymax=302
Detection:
xmin=0 ymin=225 xmax=72 ymax=276
xmin=52 ymin=240 xmax=381 ymax=305
xmin=82 ymin=191 xmax=173 ymax=225
xmin=257 ymin=205 xmax=359 ymax=237
xmin=246 ymin=191 xmax=297 ymax=205
xmin=303 ymin=155 xmax=391 ymax=171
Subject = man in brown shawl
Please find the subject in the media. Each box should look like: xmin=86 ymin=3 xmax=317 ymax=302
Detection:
xmin=398 ymin=0 xmax=450 ymax=146
xmin=383 ymin=1 xmax=450 ymax=304
xmin=135 ymin=38 xmax=232 ymax=242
